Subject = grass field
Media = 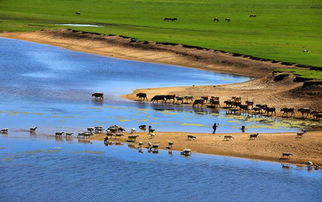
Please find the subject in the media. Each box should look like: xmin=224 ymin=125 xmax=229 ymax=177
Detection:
xmin=0 ymin=0 xmax=321 ymax=79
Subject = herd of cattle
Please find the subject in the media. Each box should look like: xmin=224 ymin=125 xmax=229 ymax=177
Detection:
xmin=136 ymin=93 xmax=322 ymax=120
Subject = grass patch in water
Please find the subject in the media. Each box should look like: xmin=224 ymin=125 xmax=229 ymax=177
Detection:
xmin=0 ymin=110 xmax=43 ymax=116
xmin=73 ymin=150 xmax=104 ymax=154
xmin=181 ymin=123 xmax=206 ymax=127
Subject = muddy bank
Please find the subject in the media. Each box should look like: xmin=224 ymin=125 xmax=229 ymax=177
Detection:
xmin=91 ymin=131 xmax=322 ymax=166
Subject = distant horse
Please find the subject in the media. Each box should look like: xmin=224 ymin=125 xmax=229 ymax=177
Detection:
xmin=164 ymin=17 xmax=177 ymax=21
xmin=213 ymin=17 xmax=219 ymax=22
xmin=75 ymin=11 xmax=81 ymax=15
xmin=92 ymin=92 xmax=104 ymax=100
xmin=192 ymin=99 xmax=205 ymax=107
xmin=297 ymin=108 xmax=311 ymax=118
xmin=280 ymin=108 xmax=295 ymax=117
xmin=225 ymin=18 xmax=231 ymax=22
xmin=151 ymin=95 xmax=166 ymax=103
xmin=136 ymin=93 xmax=147 ymax=101
xmin=249 ymin=14 xmax=256 ymax=18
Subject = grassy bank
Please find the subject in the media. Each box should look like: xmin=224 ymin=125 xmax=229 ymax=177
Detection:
xmin=0 ymin=0 xmax=321 ymax=78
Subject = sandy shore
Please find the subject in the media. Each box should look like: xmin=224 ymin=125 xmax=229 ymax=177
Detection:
xmin=91 ymin=131 xmax=322 ymax=165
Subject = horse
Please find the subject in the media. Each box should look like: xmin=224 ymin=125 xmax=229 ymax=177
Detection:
xmin=151 ymin=95 xmax=166 ymax=103
xmin=175 ymin=96 xmax=184 ymax=104
xmin=264 ymin=107 xmax=276 ymax=116
xmin=192 ymin=99 xmax=205 ymax=107
xmin=75 ymin=11 xmax=81 ymax=15
xmin=213 ymin=17 xmax=219 ymax=22
xmin=136 ymin=93 xmax=147 ymax=101
xmin=165 ymin=95 xmax=176 ymax=103
xmin=92 ymin=92 xmax=104 ymax=100
xmin=225 ymin=18 xmax=231 ymax=22
xmin=164 ymin=17 xmax=177 ymax=21
xmin=280 ymin=108 xmax=295 ymax=117
xmin=183 ymin=95 xmax=194 ymax=104
xmin=249 ymin=14 xmax=256 ymax=17
xmin=281 ymin=152 xmax=293 ymax=160
xmin=297 ymin=108 xmax=311 ymax=118
xmin=249 ymin=133 xmax=259 ymax=140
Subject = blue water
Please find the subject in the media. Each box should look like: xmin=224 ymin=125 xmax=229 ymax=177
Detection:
xmin=0 ymin=135 xmax=321 ymax=201
xmin=0 ymin=37 xmax=300 ymax=133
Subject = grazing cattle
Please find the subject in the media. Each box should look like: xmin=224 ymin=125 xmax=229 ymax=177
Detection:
xmin=183 ymin=95 xmax=194 ymax=104
xmin=249 ymin=14 xmax=256 ymax=17
xmin=249 ymin=133 xmax=259 ymax=140
xmin=187 ymin=135 xmax=196 ymax=140
xmin=151 ymin=95 xmax=166 ymax=103
xmin=175 ymin=96 xmax=184 ymax=104
xmin=225 ymin=18 xmax=231 ymax=22
xmin=213 ymin=17 xmax=219 ymax=22
xmin=224 ymin=135 xmax=234 ymax=141
xmin=92 ymin=92 xmax=104 ymax=100
xmin=136 ymin=93 xmax=147 ymax=101
xmin=192 ymin=99 xmax=205 ymax=107
xmin=75 ymin=11 xmax=81 ymax=15
xmin=164 ymin=17 xmax=177 ymax=21
xmin=281 ymin=152 xmax=293 ymax=160
xmin=298 ymin=108 xmax=311 ymax=118
xmin=280 ymin=108 xmax=295 ymax=117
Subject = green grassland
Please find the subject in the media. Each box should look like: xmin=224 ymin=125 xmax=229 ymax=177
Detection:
xmin=0 ymin=0 xmax=321 ymax=79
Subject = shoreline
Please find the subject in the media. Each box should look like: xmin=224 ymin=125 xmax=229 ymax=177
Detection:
xmin=90 ymin=131 xmax=322 ymax=166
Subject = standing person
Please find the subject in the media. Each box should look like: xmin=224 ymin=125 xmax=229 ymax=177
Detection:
xmin=212 ymin=123 xmax=219 ymax=134
xmin=241 ymin=125 xmax=246 ymax=133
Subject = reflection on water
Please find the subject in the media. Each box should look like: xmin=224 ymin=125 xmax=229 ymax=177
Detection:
xmin=0 ymin=136 xmax=321 ymax=201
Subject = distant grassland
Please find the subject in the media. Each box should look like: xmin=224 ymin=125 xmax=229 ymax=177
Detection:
xmin=0 ymin=0 xmax=321 ymax=79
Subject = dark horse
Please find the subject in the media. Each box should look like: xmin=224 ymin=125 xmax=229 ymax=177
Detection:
xmin=164 ymin=17 xmax=177 ymax=21
xmin=136 ymin=93 xmax=147 ymax=101
xmin=92 ymin=92 xmax=104 ymax=100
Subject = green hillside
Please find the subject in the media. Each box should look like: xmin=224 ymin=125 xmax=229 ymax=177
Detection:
xmin=0 ymin=0 xmax=321 ymax=78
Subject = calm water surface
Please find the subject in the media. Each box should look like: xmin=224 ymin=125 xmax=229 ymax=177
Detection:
xmin=0 ymin=38 xmax=302 ymax=133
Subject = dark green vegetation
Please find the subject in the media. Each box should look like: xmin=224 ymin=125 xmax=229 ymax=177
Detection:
xmin=0 ymin=0 xmax=321 ymax=79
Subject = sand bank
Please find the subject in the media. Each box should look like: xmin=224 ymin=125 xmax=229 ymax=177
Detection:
xmin=91 ymin=131 xmax=322 ymax=165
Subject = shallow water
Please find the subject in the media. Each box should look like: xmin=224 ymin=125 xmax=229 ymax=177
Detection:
xmin=0 ymin=135 xmax=321 ymax=201
xmin=0 ymin=37 xmax=303 ymax=133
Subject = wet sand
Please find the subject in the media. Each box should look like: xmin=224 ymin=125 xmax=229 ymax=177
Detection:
xmin=91 ymin=131 xmax=322 ymax=165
